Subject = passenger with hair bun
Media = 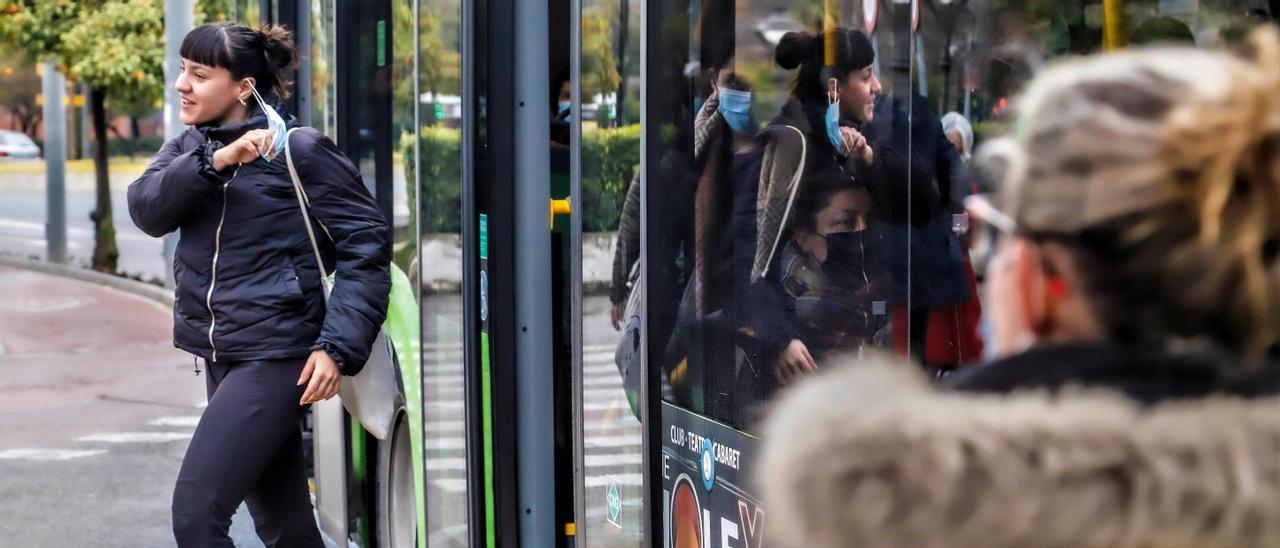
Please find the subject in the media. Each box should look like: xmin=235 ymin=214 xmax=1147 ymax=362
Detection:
xmin=127 ymin=22 xmax=389 ymax=546
xmin=758 ymin=28 xmax=1280 ymax=548
xmin=735 ymin=28 xmax=882 ymax=391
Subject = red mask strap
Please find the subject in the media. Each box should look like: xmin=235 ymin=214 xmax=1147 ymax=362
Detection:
xmin=1047 ymin=277 xmax=1068 ymax=299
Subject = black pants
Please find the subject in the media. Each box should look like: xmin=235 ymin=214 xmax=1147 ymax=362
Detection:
xmin=171 ymin=358 xmax=324 ymax=548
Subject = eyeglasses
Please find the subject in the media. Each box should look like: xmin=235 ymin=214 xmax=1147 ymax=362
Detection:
xmin=965 ymin=194 xmax=1085 ymax=246
xmin=964 ymin=194 xmax=1018 ymax=238
xmin=966 ymin=194 xmax=1080 ymax=298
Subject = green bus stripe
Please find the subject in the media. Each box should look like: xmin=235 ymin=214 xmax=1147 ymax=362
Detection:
xmin=481 ymin=331 xmax=495 ymax=548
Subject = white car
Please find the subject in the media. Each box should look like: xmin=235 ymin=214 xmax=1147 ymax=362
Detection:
xmin=0 ymin=130 xmax=41 ymax=161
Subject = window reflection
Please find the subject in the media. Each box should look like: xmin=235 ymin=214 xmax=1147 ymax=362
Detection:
xmin=310 ymin=0 xmax=337 ymax=136
xmin=642 ymin=4 xmax=1279 ymax=543
xmin=581 ymin=0 xmax=645 ymax=543
xmin=640 ymin=0 xmax=1277 ymax=424
xmin=414 ymin=0 xmax=467 ymax=544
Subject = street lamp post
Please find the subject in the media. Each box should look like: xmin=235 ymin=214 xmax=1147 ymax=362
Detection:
xmin=42 ymin=63 xmax=67 ymax=264
xmin=162 ymin=0 xmax=195 ymax=288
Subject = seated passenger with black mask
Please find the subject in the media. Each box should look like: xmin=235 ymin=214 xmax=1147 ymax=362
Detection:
xmin=735 ymin=164 xmax=884 ymax=418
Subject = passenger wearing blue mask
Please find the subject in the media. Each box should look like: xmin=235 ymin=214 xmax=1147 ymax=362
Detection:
xmin=553 ymin=69 xmax=573 ymax=121
xmin=726 ymin=28 xmax=879 ymax=395
xmin=127 ymin=22 xmax=390 ymax=548
xmin=752 ymin=28 xmax=880 ymax=285
xmin=716 ymin=87 xmax=755 ymax=136
xmin=550 ymin=69 xmax=572 ymax=146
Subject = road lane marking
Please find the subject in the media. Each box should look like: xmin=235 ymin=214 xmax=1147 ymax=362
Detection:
xmin=0 ymin=448 xmax=107 ymax=461
xmin=583 ymin=434 xmax=643 ymax=449
xmin=584 ymin=473 xmax=643 ymax=488
xmin=77 ymin=432 xmax=193 ymax=443
xmin=148 ymin=416 xmax=201 ymax=428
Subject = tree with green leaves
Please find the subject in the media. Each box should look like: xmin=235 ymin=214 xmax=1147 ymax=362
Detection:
xmin=0 ymin=49 xmax=42 ymax=136
xmin=197 ymin=0 xmax=232 ymax=23
xmin=395 ymin=1 xmax=460 ymax=133
xmin=582 ymin=12 xmax=621 ymax=103
xmin=0 ymin=0 xmax=165 ymax=274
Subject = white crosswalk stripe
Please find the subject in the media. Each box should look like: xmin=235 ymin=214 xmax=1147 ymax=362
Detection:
xmin=148 ymin=416 xmax=201 ymax=428
xmin=422 ymin=359 xmax=618 ymax=377
xmin=428 ymin=472 xmax=644 ymax=494
xmin=77 ymin=432 xmax=193 ymax=443
xmin=0 ymin=448 xmax=108 ymax=461
xmin=584 ymin=434 xmax=643 ymax=449
xmin=418 ymin=339 xmax=645 ymax=498
xmin=584 ymin=473 xmax=643 ymax=488
xmin=422 ymin=367 xmax=623 ymax=387
xmin=425 ymin=451 xmax=643 ymax=472
xmin=423 ymin=417 xmax=639 ymax=434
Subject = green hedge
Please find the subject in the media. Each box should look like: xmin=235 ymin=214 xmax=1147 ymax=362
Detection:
xmin=402 ymin=126 xmax=463 ymax=234
xmin=581 ymin=124 xmax=639 ymax=232
xmin=402 ymin=124 xmax=639 ymax=233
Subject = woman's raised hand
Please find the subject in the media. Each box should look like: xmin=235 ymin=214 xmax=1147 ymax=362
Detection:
xmin=212 ymin=128 xmax=276 ymax=171
xmin=838 ymin=126 xmax=874 ymax=163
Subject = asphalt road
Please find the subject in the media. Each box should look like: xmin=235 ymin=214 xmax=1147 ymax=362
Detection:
xmin=0 ymin=263 xmax=632 ymax=547
xmin=0 ymin=171 xmax=169 ymax=283
xmin=0 ymin=266 xmax=276 ymax=547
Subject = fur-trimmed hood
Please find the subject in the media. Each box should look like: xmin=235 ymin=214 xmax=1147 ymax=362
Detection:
xmin=757 ymin=354 xmax=1280 ymax=548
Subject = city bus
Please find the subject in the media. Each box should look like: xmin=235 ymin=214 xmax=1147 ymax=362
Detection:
xmin=226 ymin=0 xmax=1273 ymax=546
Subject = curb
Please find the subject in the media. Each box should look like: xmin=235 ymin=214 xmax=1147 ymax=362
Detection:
xmin=0 ymin=254 xmax=613 ymax=303
xmin=0 ymin=255 xmax=173 ymax=308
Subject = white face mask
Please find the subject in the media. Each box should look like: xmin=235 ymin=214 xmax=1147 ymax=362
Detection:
xmin=249 ymin=86 xmax=287 ymax=161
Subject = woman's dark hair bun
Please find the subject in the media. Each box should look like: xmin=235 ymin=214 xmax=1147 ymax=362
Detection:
xmin=258 ymin=24 xmax=299 ymax=71
xmin=256 ymin=24 xmax=298 ymax=99
xmin=775 ymin=31 xmax=817 ymax=70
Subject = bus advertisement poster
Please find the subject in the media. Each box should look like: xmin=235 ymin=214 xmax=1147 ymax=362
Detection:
xmin=661 ymin=402 xmax=765 ymax=548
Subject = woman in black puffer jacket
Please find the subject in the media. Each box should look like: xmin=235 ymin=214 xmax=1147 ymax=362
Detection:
xmin=127 ymin=23 xmax=389 ymax=547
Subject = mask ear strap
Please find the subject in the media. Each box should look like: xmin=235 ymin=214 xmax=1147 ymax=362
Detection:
xmin=249 ymin=86 xmax=267 ymax=107
xmin=1046 ymin=277 xmax=1068 ymax=299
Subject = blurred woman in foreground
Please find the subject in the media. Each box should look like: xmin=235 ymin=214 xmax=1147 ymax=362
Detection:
xmin=758 ymin=28 xmax=1280 ymax=548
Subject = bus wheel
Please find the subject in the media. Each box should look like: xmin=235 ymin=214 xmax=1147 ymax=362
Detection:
xmin=377 ymin=409 xmax=417 ymax=547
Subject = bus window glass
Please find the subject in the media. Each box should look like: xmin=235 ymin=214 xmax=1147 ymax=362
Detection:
xmin=416 ymin=0 xmax=468 ymax=543
xmin=577 ymin=0 xmax=645 ymax=543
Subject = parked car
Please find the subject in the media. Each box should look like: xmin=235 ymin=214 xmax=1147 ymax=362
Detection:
xmin=0 ymin=130 xmax=41 ymax=161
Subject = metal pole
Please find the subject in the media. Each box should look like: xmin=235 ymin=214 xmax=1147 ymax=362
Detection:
xmin=163 ymin=0 xmax=195 ymax=287
xmin=294 ymin=0 xmax=312 ymax=128
xmin=1102 ymin=0 xmax=1128 ymax=51
xmin=569 ymin=0 xmax=587 ymax=542
xmin=513 ymin=0 xmax=555 ymax=544
xmin=915 ymin=32 xmax=927 ymax=98
xmin=42 ymin=63 xmax=67 ymax=264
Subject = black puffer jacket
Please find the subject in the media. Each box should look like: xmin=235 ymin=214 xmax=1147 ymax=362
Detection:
xmin=127 ymin=108 xmax=390 ymax=375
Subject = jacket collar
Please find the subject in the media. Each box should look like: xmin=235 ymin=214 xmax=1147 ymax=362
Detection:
xmin=195 ymin=97 xmax=297 ymax=145
xmin=949 ymin=341 xmax=1280 ymax=404
xmin=758 ymin=353 xmax=1280 ymax=548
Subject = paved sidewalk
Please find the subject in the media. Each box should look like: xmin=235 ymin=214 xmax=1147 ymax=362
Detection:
xmin=0 ymin=265 xmax=268 ymax=547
